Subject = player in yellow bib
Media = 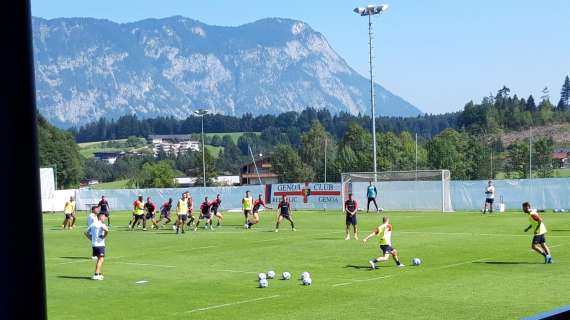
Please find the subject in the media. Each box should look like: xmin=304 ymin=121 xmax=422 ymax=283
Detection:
xmin=129 ymin=196 xmax=146 ymax=231
xmin=62 ymin=196 xmax=76 ymax=230
xmin=242 ymin=190 xmax=253 ymax=228
xmin=175 ymin=192 xmax=189 ymax=234
xmin=522 ymin=202 xmax=552 ymax=264
xmin=363 ymin=216 xmax=405 ymax=269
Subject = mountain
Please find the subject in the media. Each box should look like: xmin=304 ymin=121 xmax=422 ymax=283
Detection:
xmin=32 ymin=16 xmax=423 ymax=127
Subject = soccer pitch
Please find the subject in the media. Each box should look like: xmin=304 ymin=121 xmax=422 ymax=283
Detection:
xmin=43 ymin=210 xmax=570 ymax=319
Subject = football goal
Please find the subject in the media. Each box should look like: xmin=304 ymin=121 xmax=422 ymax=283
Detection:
xmin=341 ymin=170 xmax=453 ymax=212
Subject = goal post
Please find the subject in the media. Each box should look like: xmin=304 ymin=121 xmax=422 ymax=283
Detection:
xmin=341 ymin=170 xmax=453 ymax=212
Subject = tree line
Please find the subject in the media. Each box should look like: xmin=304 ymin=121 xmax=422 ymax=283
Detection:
xmin=40 ymin=77 xmax=570 ymax=188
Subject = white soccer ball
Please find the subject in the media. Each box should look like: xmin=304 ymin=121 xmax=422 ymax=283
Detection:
xmin=258 ymin=273 xmax=267 ymax=280
xmin=282 ymin=272 xmax=291 ymax=280
xmin=267 ymin=271 xmax=276 ymax=279
xmin=302 ymin=277 xmax=312 ymax=285
xmin=561 ymin=209 xmax=566 ymax=213
xmin=300 ymin=272 xmax=310 ymax=280
xmin=244 ymin=223 xmax=249 ymax=229
xmin=259 ymin=279 xmax=268 ymax=288
xmin=412 ymin=258 xmax=422 ymax=266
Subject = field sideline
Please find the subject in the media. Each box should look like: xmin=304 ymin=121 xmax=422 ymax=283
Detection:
xmin=43 ymin=210 xmax=570 ymax=319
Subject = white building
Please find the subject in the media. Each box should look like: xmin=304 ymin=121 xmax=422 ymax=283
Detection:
xmin=149 ymin=134 xmax=200 ymax=157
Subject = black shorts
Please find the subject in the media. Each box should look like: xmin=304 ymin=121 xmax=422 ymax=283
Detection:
xmin=244 ymin=209 xmax=251 ymax=215
xmin=101 ymin=211 xmax=109 ymax=217
xmin=485 ymin=198 xmax=494 ymax=204
xmin=92 ymin=246 xmax=105 ymax=257
xmin=145 ymin=212 xmax=155 ymax=220
xmin=200 ymin=214 xmax=211 ymax=220
xmin=346 ymin=214 xmax=357 ymax=225
xmin=279 ymin=213 xmax=291 ymax=219
xmin=160 ymin=211 xmax=170 ymax=219
xmin=212 ymin=207 xmax=219 ymax=215
xmin=367 ymin=197 xmax=377 ymax=202
xmin=178 ymin=214 xmax=188 ymax=221
xmin=65 ymin=213 xmax=73 ymax=219
xmin=380 ymin=245 xmax=394 ymax=255
xmin=532 ymin=235 xmax=546 ymax=245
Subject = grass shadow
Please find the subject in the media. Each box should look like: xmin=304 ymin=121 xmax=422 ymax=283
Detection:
xmin=59 ymin=256 xmax=90 ymax=260
xmin=57 ymin=275 xmax=93 ymax=280
xmin=551 ymin=230 xmax=570 ymax=232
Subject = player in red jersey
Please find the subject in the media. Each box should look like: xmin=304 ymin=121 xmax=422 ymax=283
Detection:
xmin=194 ymin=196 xmax=214 ymax=231
xmin=210 ymin=194 xmax=223 ymax=227
xmin=344 ymin=193 xmax=359 ymax=240
xmin=156 ymin=198 xmax=173 ymax=228
xmin=246 ymin=194 xmax=271 ymax=229
xmin=275 ymin=195 xmax=295 ymax=232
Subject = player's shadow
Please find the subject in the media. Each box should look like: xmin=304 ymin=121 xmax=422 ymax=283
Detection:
xmin=57 ymin=275 xmax=93 ymax=280
xmin=345 ymin=264 xmax=377 ymax=270
xmin=472 ymin=261 xmax=543 ymax=265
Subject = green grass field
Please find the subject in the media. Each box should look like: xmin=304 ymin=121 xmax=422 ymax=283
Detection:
xmin=43 ymin=210 xmax=570 ymax=319
xmin=91 ymin=179 xmax=130 ymax=189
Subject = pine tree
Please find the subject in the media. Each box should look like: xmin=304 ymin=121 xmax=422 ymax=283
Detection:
xmin=525 ymin=95 xmax=537 ymax=112
xmin=558 ymin=75 xmax=570 ymax=111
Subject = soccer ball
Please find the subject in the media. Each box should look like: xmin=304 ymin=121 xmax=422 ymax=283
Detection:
xmin=259 ymin=279 xmax=268 ymax=288
xmin=300 ymin=272 xmax=310 ymax=280
xmin=412 ymin=258 xmax=422 ymax=266
xmin=244 ymin=224 xmax=249 ymax=229
xmin=258 ymin=273 xmax=267 ymax=280
xmin=282 ymin=272 xmax=291 ymax=280
xmin=267 ymin=271 xmax=276 ymax=279
xmin=302 ymin=277 xmax=312 ymax=285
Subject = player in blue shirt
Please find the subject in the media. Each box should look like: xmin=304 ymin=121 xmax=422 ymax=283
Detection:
xmin=366 ymin=181 xmax=379 ymax=213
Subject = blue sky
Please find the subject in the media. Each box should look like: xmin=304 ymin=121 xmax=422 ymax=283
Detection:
xmin=32 ymin=0 xmax=570 ymax=114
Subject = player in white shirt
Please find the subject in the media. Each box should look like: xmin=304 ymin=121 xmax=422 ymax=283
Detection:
xmin=87 ymin=206 xmax=99 ymax=260
xmin=483 ymin=180 xmax=495 ymax=214
xmin=84 ymin=212 xmax=109 ymax=280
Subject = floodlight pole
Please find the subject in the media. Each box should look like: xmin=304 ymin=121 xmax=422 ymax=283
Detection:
xmin=368 ymin=13 xmax=378 ymax=182
xmin=194 ymin=109 xmax=208 ymax=187
xmin=355 ymin=5 xmax=388 ymax=182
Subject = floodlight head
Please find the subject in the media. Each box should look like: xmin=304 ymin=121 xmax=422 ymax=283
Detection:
xmin=354 ymin=4 xmax=389 ymax=16
xmin=354 ymin=7 xmax=366 ymax=15
xmin=193 ymin=109 xmax=209 ymax=116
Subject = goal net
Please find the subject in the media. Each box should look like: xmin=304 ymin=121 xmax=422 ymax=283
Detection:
xmin=341 ymin=170 xmax=453 ymax=212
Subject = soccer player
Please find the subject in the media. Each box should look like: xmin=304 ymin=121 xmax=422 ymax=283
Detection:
xmin=275 ymin=195 xmax=295 ymax=232
xmin=175 ymin=192 xmax=189 ymax=234
xmin=211 ymin=194 xmax=223 ymax=227
xmin=87 ymin=206 xmax=99 ymax=260
xmin=242 ymin=191 xmax=253 ymax=228
xmin=246 ymin=194 xmax=270 ymax=229
xmin=62 ymin=196 xmax=76 ymax=230
xmin=344 ymin=193 xmax=359 ymax=240
xmin=186 ymin=193 xmax=196 ymax=228
xmin=144 ymin=197 xmax=159 ymax=230
xmin=366 ymin=181 xmax=379 ymax=213
xmin=195 ymin=196 xmax=213 ymax=231
xmin=522 ymin=202 xmax=553 ymax=264
xmin=130 ymin=195 xmax=146 ymax=231
xmin=98 ymin=196 xmax=111 ymax=227
xmin=363 ymin=216 xmax=405 ymax=269
xmin=483 ymin=180 xmax=495 ymax=214
xmin=84 ymin=210 xmax=109 ymax=280
xmin=157 ymin=198 xmax=173 ymax=228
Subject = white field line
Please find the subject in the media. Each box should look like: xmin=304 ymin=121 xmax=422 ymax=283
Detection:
xmin=186 ymin=295 xmax=280 ymax=313
xmin=400 ymin=231 xmax=570 ymax=238
xmin=115 ymin=262 xmax=176 ymax=268
xmin=215 ymin=269 xmax=258 ymax=274
xmin=332 ymin=258 xmax=490 ymax=287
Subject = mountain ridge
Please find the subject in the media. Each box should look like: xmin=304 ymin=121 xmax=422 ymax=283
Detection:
xmin=32 ymin=15 xmax=423 ymax=127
